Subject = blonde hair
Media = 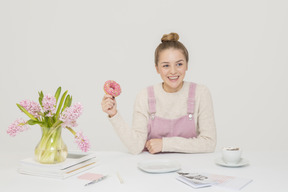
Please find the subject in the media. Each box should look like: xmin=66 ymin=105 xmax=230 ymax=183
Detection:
xmin=154 ymin=32 xmax=189 ymax=65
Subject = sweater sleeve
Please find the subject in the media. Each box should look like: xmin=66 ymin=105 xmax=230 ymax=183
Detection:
xmin=109 ymin=89 xmax=149 ymax=154
xmin=162 ymin=85 xmax=217 ymax=153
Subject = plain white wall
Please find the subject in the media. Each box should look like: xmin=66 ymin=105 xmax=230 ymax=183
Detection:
xmin=1 ymin=0 xmax=287 ymax=155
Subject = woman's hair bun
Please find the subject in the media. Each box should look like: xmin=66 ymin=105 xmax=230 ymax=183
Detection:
xmin=161 ymin=32 xmax=179 ymax=42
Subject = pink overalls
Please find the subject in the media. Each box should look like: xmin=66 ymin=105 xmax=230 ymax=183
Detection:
xmin=147 ymin=83 xmax=198 ymax=140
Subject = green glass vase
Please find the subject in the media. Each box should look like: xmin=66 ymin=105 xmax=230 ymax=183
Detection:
xmin=34 ymin=125 xmax=68 ymax=164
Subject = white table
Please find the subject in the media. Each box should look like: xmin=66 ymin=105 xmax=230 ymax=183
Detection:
xmin=0 ymin=150 xmax=287 ymax=192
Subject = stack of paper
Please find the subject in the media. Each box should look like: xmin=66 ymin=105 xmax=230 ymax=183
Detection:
xmin=18 ymin=151 xmax=98 ymax=179
xmin=177 ymin=172 xmax=253 ymax=190
xmin=177 ymin=172 xmax=215 ymax=188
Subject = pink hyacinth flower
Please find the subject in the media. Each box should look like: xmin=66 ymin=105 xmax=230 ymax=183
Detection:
xmin=42 ymin=94 xmax=56 ymax=116
xmin=20 ymin=100 xmax=41 ymax=118
xmin=75 ymin=131 xmax=90 ymax=152
xmin=7 ymin=118 xmax=29 ymax=137
xmin=60 ymin=103 xmax=83 ymax=128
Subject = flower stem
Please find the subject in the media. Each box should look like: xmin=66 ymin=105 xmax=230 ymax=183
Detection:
xmin=66 ymin=126 xmax=76 ymax=136
xmin=35 ymin=125 xmax=67 ymax=164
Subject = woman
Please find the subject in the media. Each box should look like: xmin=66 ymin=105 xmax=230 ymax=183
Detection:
xmin=101 ymin=32 xmax=216 ymax=154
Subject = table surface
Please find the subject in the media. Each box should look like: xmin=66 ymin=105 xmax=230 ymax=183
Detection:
xmin=1 ymin=150 xmax=287 ymax=192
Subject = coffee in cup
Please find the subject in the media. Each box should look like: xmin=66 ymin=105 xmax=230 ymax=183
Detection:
xmin=222 ymin=147 xmax=242 ymax=164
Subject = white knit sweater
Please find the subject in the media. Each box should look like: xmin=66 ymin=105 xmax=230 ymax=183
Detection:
xmin=109 ymin=81 xmax=216 ymax=154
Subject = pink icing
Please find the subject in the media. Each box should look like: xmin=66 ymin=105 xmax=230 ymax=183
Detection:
xmin=104 ymin=80 xmax=121 ymax=97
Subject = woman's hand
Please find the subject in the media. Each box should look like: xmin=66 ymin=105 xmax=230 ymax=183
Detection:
xmin=101 ymin=94 xmax=117 ymax=118
xmin=145 ymin=139 xmax=163 ymax=154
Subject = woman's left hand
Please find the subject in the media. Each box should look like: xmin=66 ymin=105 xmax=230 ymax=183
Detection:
xmin=145 ymin=139 xmax=163 ymax=154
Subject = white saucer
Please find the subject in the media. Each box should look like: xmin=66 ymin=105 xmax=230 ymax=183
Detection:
xmin=138 ymin=159 xmax=181 ymax=173
xmin=215 ymin=158 xmax=249 ymax=167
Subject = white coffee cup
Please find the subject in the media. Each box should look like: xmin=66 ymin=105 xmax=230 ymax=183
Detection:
xmin=222 ymin=147 xmax=242 ymax=164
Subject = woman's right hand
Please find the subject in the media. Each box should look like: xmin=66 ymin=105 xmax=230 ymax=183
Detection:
xmin=101 ymin=94 xmax=117 ymax=118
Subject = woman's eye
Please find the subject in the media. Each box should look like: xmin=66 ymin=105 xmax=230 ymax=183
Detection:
xmin=163 ymin=64 xmax=169 ymax=68
xmin=177 ymin=63 xmax=183 ymax=66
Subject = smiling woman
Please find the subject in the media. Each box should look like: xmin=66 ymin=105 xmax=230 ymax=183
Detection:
xmin=101 ymin=32 xmax=216 ymax=155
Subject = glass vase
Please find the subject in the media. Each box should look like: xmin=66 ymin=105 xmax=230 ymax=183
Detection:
xmin=35 ymin=125 xmax=68 ymax=164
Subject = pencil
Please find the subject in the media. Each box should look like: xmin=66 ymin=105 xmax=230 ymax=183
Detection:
xmin=117 ymin=172 xmax=124 ymax=184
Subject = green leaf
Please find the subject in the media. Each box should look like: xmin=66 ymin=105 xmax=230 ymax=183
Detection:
xmin=68 ymin=96 xmax=72 ymax=107
xmin=27 ymin=119 xmax=41 ymax=125
xmin=38 ymin=91 xmax=44 ymax=107
xmin=17 ymin=104 xmax=37 ymax=121
xmin=54 ymin=87 xmax=61 ymax=104
xmin=55 ymin=90 xmax=68 ymax=118
xmin=61 ymin=95 xmax=70 ymax=113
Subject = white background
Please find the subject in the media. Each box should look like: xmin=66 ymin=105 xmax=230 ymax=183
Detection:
xmin=0 ymin=0 xmax=287 ymax=155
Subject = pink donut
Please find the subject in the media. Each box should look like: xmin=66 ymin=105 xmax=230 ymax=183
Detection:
xmin=104 ymin=80 xmax=121 ymax=97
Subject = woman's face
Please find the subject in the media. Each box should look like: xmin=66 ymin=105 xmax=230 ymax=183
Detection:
xmin=156 ymin=48 xmax=188 ymax=93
